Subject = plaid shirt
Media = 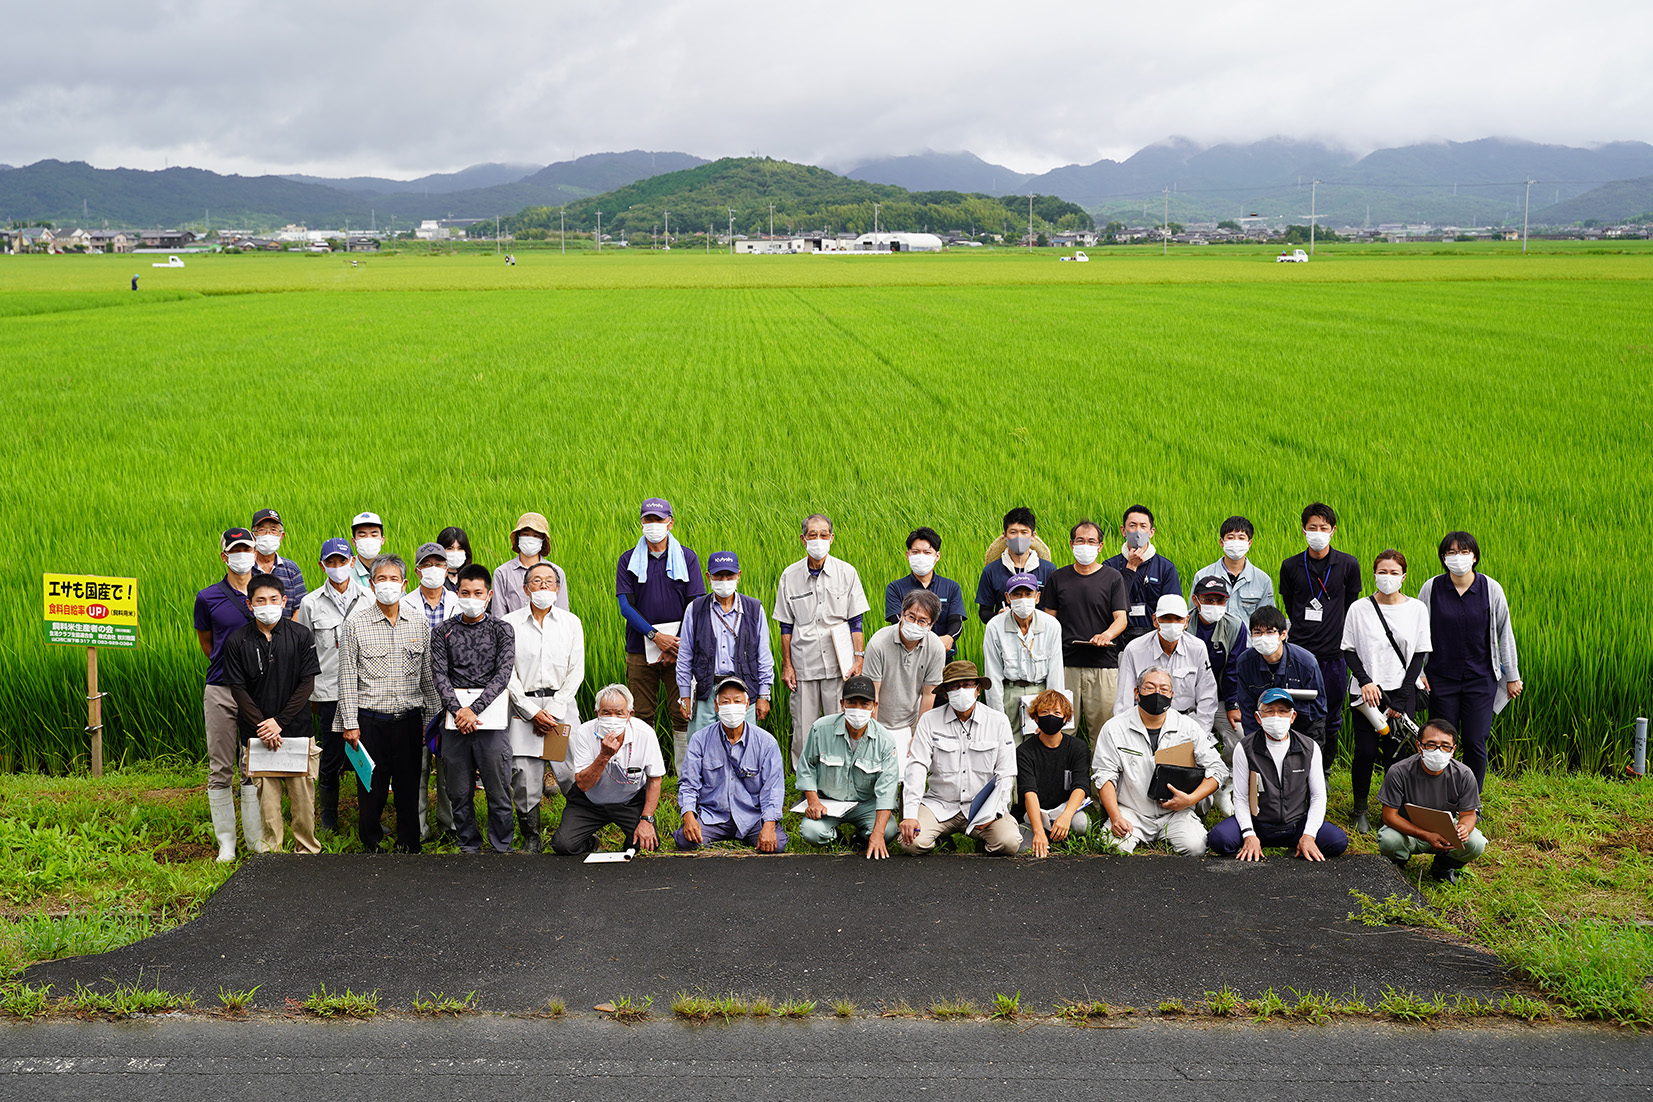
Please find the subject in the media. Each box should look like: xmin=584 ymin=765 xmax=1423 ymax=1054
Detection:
xmin=335 ymin=601 xmax=438 ymax=731
xmin=254 ymin=556 xmax=309 ymax=619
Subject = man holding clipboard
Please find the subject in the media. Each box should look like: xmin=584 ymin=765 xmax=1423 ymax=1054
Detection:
xmin=431 ymin=564 xmax=517 ymax=854
xmin=1376 ymin=717 xmax=1486 ymax=884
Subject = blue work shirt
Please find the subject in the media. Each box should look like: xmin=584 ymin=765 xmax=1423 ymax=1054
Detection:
xmin=884 ymin=572 xmax=966 ymax=658
xmin=193 ymin=577 xmax=254 ymax=685
xmin=678 ymin=721 xmax=785 ymax=834
xmin=1232 ymin=641 xmax=1326 ymax=736
xmin=975 ymin=557 xmax=1055 ymax=623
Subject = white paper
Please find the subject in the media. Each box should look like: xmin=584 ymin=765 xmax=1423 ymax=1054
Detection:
xmin=829 ymin=621 xmax=854 ymax=677
xmin=248 ymin=737 xmax=310 ymax=774
xmin=1020 ymin=689 xmax=1076 ymax=735
xmin=885 ymin=725 xmax=914 ymax=769
xmin=583 ymin=848 xmax=636 ymax=864
xmin=447 ymin=687 xmax=510 ymax=730
xmin=643 ymin=621 xmax=681 ymax=664
xmin=791 ymin=797 xmax=859 ymax=817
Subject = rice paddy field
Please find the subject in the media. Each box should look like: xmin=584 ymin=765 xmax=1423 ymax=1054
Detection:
xmin=2 ymin=243 xmax=1650 ymax=773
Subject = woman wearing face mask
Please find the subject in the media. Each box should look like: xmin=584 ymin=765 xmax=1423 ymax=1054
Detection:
xmin=491 ymin=511 xmax=569 ymax=617
xmin=436 ymin=526 xmax=473 ymax=592
xmin=1340 ymin=550 xmax=1432 ymax=833
xmin=1416 ymin=532 xmax=1522 ymax=790
xmin=1015 ymin=690 xmax=1092 ymax=858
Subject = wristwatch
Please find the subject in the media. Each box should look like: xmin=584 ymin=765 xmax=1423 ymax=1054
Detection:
xmin=640 ymin=814 xmax=656 ymax=824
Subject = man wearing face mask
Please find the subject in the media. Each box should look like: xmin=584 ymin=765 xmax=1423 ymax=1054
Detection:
xmin=223 ymin=575 xmax=322 ymax=854
xmin=195 ymin=528 xmax=260 ymax=861
xmin=1190 ymin=576 xmax=1245 ymax=751
xmin=1091 ymin=667 xmax=1228 ymax=856
xmin=552 ymin=684 xmax=666 ymax=856
xmin=1191 ymin=516 xmax=1275 ymax=636
xmin=864 ymin=589 xmax=945 ymax=756
xmin=899 ymin=661 xmax=1021 ymax=856
xmin=347 ymin=512 xmax=387 ymax=591
xmin=795 ymin=676 xmax=900 ymax=858
xmin=775 ymin=513 xmax=871 ymax=771
xmin=1113 ymin=594 xmax=1218 ymax=735
xmin=617 ymin=499 xmax=705 ymax=769
xmin=1278 ymin=503 xmax=1362 ymax=769
xmin=982 ymin=574 xmax=1065 ymax=740
xmin=504 ymin=562 xmax=585 ymax=851
xmin=1103 ymin=505 xmax=1180 ymax=649
xmin=1206 ymin=688 xmax=1349 ymax=861
xmin=1016 ymin=690 xmax=1091 ymax=858
xmin=1377 ymin=719 xmax=1485 ymax=884
xmin=884 ymin=527 xmax=965 ymax=661
xmin=402 ymin=543 xmax=462 ymax=845
xmin=249 ymin=508 xmax=306 ymax=616
xmin=676 ymin=677 xmax=787 ymax=853
xmin=1043 ymin=519 xmax=1129 ymax=744
xmin=676 ymin=551 xmax=772 ymax=761
xmin=975 ymin=507 xmax=1054 ymax=624
xmin=492 ymin=512 xmax=569 ymax=617
xmin=295 ymin=538 xmax=376 ymax=832
xmin=1233 ymin=606 xmax=1327 ymax=753
xmin=430 ymin=564 xmax=516 ymax=853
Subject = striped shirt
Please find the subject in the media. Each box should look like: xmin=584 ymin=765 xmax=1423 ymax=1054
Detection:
xmin=253 ymin=556 xmax=308 ymax=619
xmin=335 ymin=602 xmax=438 ymax=731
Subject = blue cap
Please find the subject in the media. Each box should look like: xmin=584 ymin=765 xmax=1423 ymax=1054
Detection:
xmin=1006 ymin=571 xmax=1041 ymax=593
xmin=319 ymin=537 xmax=352 ymax=562
xmin=1259 ymin=687 xmax=1296 ymax=707
xmin=708 ymin=550 xmax=740 ymax=574
xmin=640 ymin=497 xmax=673 ymax=519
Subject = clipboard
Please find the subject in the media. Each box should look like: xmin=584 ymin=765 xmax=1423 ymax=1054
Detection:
xmin=343 ymin=739 xmax=375 ymax=790
xmin=447 ymin=687 xmax=509 ymax=730
xmin=966 ymin=777 xmax=999 ymax=831
xmin=539 ymin=722 xmax=571 ymax=762
xmin=1248 ymin=772 xmax=1261 ymax=816
xmin=830 ymin=621 xmax=855 ymax=677
xmin=644 ymin=621 xmax=681 ymax=663
xmin=1404 ymin=803 xmax=1462 ymax=840
xmin=247 ymin=737 xmax=310 ymax=777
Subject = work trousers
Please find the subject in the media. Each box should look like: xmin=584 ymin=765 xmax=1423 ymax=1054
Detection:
xmin=1016 ymin=808 xmax=1092 ymax=853
xmin=1001 ymin=680 xmax=1042 ymax=745
xmin=900 ymin=805 xmax=1021 ymax=856
xmin=1378 ymin=824 xmax=1486 ymax=866
xmin=1315 ymin=654 xmax=1348 ymax=773
xmin=552 ymin=789 xmax=648 ymax=855
xmin=511 ymin=755 xmax=546 ymax=851
xmin=418 ymin=743 xmax=454 ymax=841
xmin=312 ymin=700 xmax=347 ymax=788
xmin=1206 ymin=815 xmax=1349 ymax=858
xmin=789 ymin=676 xmax=843 ymax=771
xmin=256 ymin=737 xmax=321 ymax=854
xmin=1109 ymin=808 xmax=1207 ymax=856
xmin=443 ymin=728 xmax=513 ymax=853
xmin=673 ymin=818 xmax=789 ymax=852
xmin=203 ymin=684 xmax=241 ymax=790
xmin=626 ymin=651 xmax=689 ymax=771
xmin=357 ymin=709 xmax=424 ymax=853
xmin=1428 ymin=675 xmax=1498 ymax=789
xmin=798 ymin=799 xmax=897 ymax=846
xmin=1065 ymin=666 xmax=1118 ymax=746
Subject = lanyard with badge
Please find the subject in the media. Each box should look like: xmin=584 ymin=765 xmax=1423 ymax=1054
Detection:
xmin=1302 ymin=552 xmax=1332 ymax=622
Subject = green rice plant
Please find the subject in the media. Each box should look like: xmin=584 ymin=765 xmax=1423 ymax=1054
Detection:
xmin=989 ymin=992 xmax=1022 ymax=1020
xmin=1 ymin=981 xmax=53 ymax=1020
xmin=1203 ymin=986 xmax=1242 ymax=1017
xmin=302 ymin=984 xmax=379 ymax=1019
xmin=1377 ymin=986 xmax=1446 ymax=1023
xmin=776 ymin=998 xmax=815 ymax=1018
xmin=217 ymin=985 xmax=259 ymax=1014
xmin=411 ymin=990 xmax=478 ymax=1016
xmin=928 ymin=996 xmax=977 ymax=1020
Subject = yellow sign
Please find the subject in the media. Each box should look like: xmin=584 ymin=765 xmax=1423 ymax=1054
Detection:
xmin=44 ymin=574 xmax=139 ymax=648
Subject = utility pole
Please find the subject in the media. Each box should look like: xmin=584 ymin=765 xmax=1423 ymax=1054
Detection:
xmin=1163 ymin=188 xmax=1169 ymax=256
xmin=663 ymin=209 xmax=669 ymax=248
xmin=727 ymin=208 xmax=735 ymax=253
xmin=1028 ymin=195 xmax=1034 ymax=253
xmin=596 ymin=210 xmax=602 ymax=253
xmin=560 ymin=207 xmax=565 ymax=254
xmin=769 ymin=202 xmax=774 ymax=239
xmin=707 ymin=222 xmax=711 ymax=252
xmin=873 ymin=202 xmax=880 ymax=243
xmin=495 ymin=215 xmax=500 ymax=256
xmin=1523 ymin=179 xmax=1535 ymax=254
xmin=1309 ymin=179 xmax=1320 ymax=255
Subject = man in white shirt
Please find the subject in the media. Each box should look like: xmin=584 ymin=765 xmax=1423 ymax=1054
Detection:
xmin=551 ymin=684 xmax=666 ymax=855
xmin=899 ymin=661 xmax=1021 ymax=856
xmin=1205 ymin=688 xmax=1349 ymax=860
xmin=981 ymin=572 xmax=1064 ymax=742
xmin=1113 ymin=594 xmax=1218 ymax=734
xmin=403 ymin=542 xmax=462 ymax=845
xmin=774 ymin=513 xmax=871 ymax=770
xmin=293 ymin=537 xmax=377 ymax=832
xmin=503 ymin=562 xmax=585 ymax=852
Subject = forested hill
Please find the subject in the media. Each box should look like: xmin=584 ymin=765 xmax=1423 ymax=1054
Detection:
xmin=504 ymin=158 xmax=1094 ymax=239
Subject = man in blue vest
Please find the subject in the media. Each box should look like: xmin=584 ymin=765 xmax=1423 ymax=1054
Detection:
xmin=676 ymin=551 xmax=773 ymax=762
xmin=1206 ymin=688 xmax=1348 ymax=860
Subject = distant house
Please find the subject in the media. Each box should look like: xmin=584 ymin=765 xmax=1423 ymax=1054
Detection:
xmin=17 ymin=227 xmax=54 ymax=252
xmin=88 ymin=230 xmax=136 ymax=253
xmin=1051 ymin=231 xmax=1097 ymax=247
xmin=854 ymin=232 xmax=944 ymax=252
xmin=347 ymin=235 xmax=380 ymax=252
xmin=138 ymin=229 xmax=197 ymax=249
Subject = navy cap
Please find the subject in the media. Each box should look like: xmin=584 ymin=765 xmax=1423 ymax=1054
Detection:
xmin=251 ymin=508 xmax=282 ymax=527
xmin=1006 ymin=571 xmax=1040 ymax=593
xmin=221 ymin=527 xmax=254 ymax=551
xmin=319 ymin=537 xmax=352 ymax=562
xmin=708 ymin=550 xmax=740 ymax=574
xmin=1259 ymin=687 xmax=1296 ymax=707
xmin=640 ymin=497 xmax=673 ymax=519
xmin=1193 ymin=575 xmax=1230 ymax=598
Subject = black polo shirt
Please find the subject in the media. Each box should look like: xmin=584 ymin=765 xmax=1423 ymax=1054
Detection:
xmin=221 ymin=618 xmax=321 ymax=738
xmin=1278 ymin=548 xmax=1361 ymax=660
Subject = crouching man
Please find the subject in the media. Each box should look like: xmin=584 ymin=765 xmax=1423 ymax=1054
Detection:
xmin=1206 ymin=688 xmax=1349 ymax=860
xmin=795 ymin=675 xmax=900 ymax=858
xmin=551 ymin=684 xmax=666 ymax=855
xmin=675 ymin=677 xmax=787 ymax=853
xmin=1377 ymin=718 xmax=1485 ymax=884
xmin=899 ymin=661 xmax=1020 ymax=856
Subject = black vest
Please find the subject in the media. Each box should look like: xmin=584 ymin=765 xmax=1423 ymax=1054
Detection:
xmin=689 ymin=593 xmax=764 ymax=701
xmin=1241 ymin=729 xmax=1315 ymax=826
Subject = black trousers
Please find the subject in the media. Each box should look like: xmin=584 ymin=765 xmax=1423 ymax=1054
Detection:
xmin=312 ymin=701 xmax=346 ymax=786
xmin=357 ymin=709 xmax=424 ymax=853
xmin=551 ymin=789 xmax=646 ymax=855
xmin=1430 ymin=675 xmax=1498 ymax=789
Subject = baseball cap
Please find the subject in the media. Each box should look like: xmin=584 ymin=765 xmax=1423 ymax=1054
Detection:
xmin=415 ymin=542 xmax=446 ymax=566
xmin=513 ymin=511 xmax=549 ymax=535
xmin=1006 ymin=571 xmax=1040 ymax=593
xmin=1155 ymin=594 xmax=1190 ymax=618
xmin=708 ymin=551 xmax=740 ymax=574
xmin=1193 ymin=576 xmax=1230 ymax=598
xmin=251 ymin=508 xmax=282 ymax=527
xmin=221 ymin=527 xmax=255 ymax=552
xmin=841 ymin=675 xmax=876 ymax=703
xmin=710 ymin=675 xmax=750 ymax=698
xmin=319 ymin=537 xmax=352 ymax=562
xmin=1259 ymin=687 xmax=1296 ymax=707
xmin=640 ymin=497 xmax=673 ymax=519
xmin=350 ymin=511 xmax=383 ymax=531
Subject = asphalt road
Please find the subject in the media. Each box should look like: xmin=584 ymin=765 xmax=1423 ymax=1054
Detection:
xmin=26 ymin=854 xmax=1506 ymax=1009
xmin=1 ymin=1016 xmax=1647 ymax=1102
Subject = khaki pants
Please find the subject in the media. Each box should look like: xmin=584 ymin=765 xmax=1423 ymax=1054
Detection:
xmin=1066 ymin=667 xmax=1118 ymax=745
xmin=256 ymin=738 xmax=321 ymax=854
xmin=790 ymin=676 xmax=843 ymax=771
xmin=1001 ymin=681 xmax=1042 ymax=746
xmin=901 ymin=804 xmax=1021 ymax=856
xmin=627 ymin=651 xmax=688 ymax=770
xmin=203 ymin=684 xmax=241 ymax=790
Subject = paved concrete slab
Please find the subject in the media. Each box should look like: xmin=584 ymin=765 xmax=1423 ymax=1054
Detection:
xmin=25 ymin=853 xmax=1506 ymax=1009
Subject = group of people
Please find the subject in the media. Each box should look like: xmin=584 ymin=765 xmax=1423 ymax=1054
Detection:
xmin=193 ymin=500 xmax=1516 ymax=883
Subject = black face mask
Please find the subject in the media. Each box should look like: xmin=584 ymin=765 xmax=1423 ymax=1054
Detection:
xmin=1035 ymin=713 xmax=1065 ymax=735
xmin=1138 ymin=692 xmax=1172 ymax=716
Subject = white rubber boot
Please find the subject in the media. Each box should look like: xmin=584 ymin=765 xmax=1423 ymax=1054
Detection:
xmin=208 ymin=788 xmax=237 ymax=862
xmin=240 ymin=783 xmax=265 ymax=854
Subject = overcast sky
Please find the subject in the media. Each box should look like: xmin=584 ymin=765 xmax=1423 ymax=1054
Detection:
xmin=6 ymin=0 xmax=1651 ymax=178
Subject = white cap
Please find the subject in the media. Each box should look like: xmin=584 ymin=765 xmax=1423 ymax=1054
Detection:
xmin=1155 ymin=594 xmax=1190 ymax=619
xmin=351 ymin=511 xmax=383 ymax=530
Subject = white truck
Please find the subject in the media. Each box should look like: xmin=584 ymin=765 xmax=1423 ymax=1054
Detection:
xmin=1275 ymin=248 xmax=1309 ymax=263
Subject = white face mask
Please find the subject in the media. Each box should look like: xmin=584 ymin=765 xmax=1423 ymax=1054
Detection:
xmin=842 ymin=707 xmax=872 ymax=730
xmin=717 ymin=702 xmax=747 ymax=728
xmin=1071 ymin=544 xmax=1099 ymax=566
xmin=1304 ymin=529 xmax=1332 ymax=552
xmin=805 ymin=538 xmax=831 ymax=561
xmin=1009 ymin=596 xmax=1037 ymax=618
xmin=1158 ymin=622 xmax=1185 ymax=644
xmin=907 ymin=552 xmax=936 ymax=576
xmin=710 ymin=579 xmax=738 ymax=598
xmin=373 ymin=581 xmax=403 ymax=606
xmin=355 ymin=537 xmax=383 ymax=559
xmin=641 ymin=522 xmax=669 ymax=545
xmin=1259 ymin=715 xmax=1293 ymax=741
xmin=1374 ymin=573 xmax=1404 ymax=595
xmin=598 ymin=715 xmax=628 ymax=736
xmin=254 ymin=534 xmax=282 ymax=556
xmin=1252 ymin=632 xmax=1281 ymax=658
xmin=529 ymin=589 xmax=556 ymax=610
xmin=899 ymin=618 xmax=928 ymax=642
xmin=1443 ymin=553 xmax=1474 ymax=577
xmin=457 ymin=596 xmax=488 ymax=619
xmin=1222 ymin=538 xmax=1250 ymax=562
xmin=225 ymin=552 xmax=255 ymax=574
xmin=947 ymin=687 xmax=977 ymax=712
xmin=251 ymin=604 xmax=283 ymax=625
xmin=420 ymin=566 xmax=446 ymax=590
xmin=518 ymin=535 xmax=544 ymax=557
xmin=444 ymin=550 xmax=467 ymax=570
xmin=324 ymin=564 xmax=352 ymax=585
xmin=1197 ymin=602 xmax=1227 ymax=624
xmin=1420 ymin=747 xmax=1453 ymax=772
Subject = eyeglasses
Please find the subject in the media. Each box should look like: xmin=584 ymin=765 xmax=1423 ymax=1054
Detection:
xmin=901 ymin=614 xmax=933 ymax=628
xmin=1419 ymin=741 xmax=1455 ymax=752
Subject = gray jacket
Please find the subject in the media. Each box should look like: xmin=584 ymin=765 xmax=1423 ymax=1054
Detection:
xmin=294 ymin=581 xmax=377 ymax=702
xmin=1417 ymin=573 xmax=1521 ymax=714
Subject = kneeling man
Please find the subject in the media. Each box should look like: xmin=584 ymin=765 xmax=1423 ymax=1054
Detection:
xmin=795 ymin=675 xmax=900 ymax=858
xmin=552 ymin=684 xmax=666 ymax=855
xmin=1377 ymin=718 xmax=1485 ymax=884
xmin=675 ymin=676 xmax=787 ymax=853
xmin=1206 ymin=688 xmax=1349 ymax=860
